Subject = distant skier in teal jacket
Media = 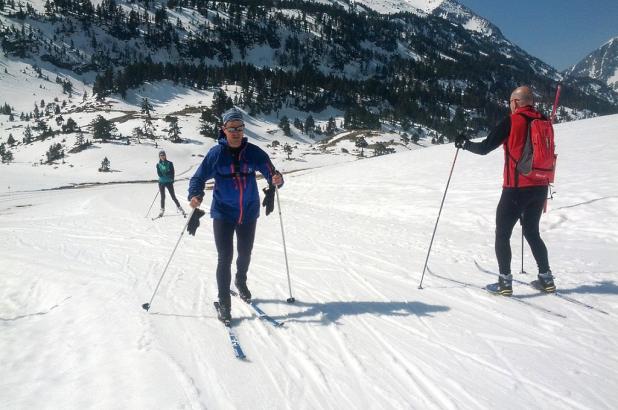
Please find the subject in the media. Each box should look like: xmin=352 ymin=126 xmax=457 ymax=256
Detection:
xmin=156 ymin=151 xmax=186 ymax=217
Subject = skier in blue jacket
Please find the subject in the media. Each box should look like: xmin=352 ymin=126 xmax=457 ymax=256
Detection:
xmin=188 ymin=108 xmax=283 ymax=322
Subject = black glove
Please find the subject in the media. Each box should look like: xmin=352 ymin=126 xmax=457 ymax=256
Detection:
xmin=262 ymin=185 xmax=275 ymax=216
xmin=454 ymin=133 xmax=469 ymax=149
xmin=187 ymin=208 xmax=206 ymax=236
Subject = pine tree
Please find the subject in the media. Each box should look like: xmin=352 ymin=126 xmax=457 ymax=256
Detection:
xmin=199 ymin=108 xmax=219 ymax=140
xmin=63 ymin=118 xmax=79 ymax=133
xmin=45 ymin=143 xmax=64 ymax=163
xmin=166 ymin=116 xmax=182 ymax=142
xmin=99 ymin=157 xmax=111 ymax=172
xmin=283 ymin=143 xmax=293 ymax=160
xmin=293 ymin=118 xmax=304 ymax=132
xmin=211 ymin=90 xmax=233 ymax=118
xmin=412 ymin=131 xmax=420 ymax=144
xmin=0 ymin=143 xmax=12 ymax=163
xmin=373 ymin=142 xmax=391 ymax=156
xmin=141 ymin=97 xmax=154 ymax=118
xmin=90 ymin=115 xmax=117 ymax=142
xmin=279 ymin=116 xmax=291 ymax=137
xmin=355 ymin=136 xmax=368 ymax=157
xmin=400 ymin=133 xmax=410 ymax=146
xmin=132 ymin=127 xmax=144 ymax=143
xmin=75 ymin=131 xmax=85 ymax=147
xmin=143 ymin=117 xmax=156 ymax=139
xmin=7 ymin=134 xmax=16 ymax=146
xmin=44 ymin=0 xmax=53 ymax=15
xmin=304 ymin=115 xmax=315 ymax=136
xmin=23 ymin=126 xmax=33 ymax=144
xmin=326 ymin=117 xmax=337 ymax=136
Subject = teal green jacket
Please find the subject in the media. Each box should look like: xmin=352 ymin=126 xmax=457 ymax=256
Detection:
xmin=157 ymin=160 xmax=175 ymax=184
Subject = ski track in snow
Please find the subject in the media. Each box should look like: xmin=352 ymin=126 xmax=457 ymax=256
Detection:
xmin=2 ymin=115 xmax=618 ymax=408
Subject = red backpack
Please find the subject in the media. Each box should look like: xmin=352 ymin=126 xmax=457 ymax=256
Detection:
xmin=516 ymin=114 xmax=557 ymax=183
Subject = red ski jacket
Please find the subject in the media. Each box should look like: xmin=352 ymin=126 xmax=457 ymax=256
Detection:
xmin=463 ymin=106 xmax=548 ymax=188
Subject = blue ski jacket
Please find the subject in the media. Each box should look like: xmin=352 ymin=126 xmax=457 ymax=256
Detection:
xmin=188 ymin=137 xmax=282 ymax=224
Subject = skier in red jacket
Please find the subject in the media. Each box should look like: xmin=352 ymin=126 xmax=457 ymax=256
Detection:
xmin=455 ymin=86 xmax=555 ymax=296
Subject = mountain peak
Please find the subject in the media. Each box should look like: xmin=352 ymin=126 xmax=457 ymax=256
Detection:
xmin=347 ymin=0 xmax=500 ymax=37
xmin=566 ymin=36 xmax=618 ymax=91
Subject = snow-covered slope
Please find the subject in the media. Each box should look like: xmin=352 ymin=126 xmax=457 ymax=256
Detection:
xmin=1 ymin=114 xmax=617 ymax=408
xmin=342 ymin=0 xmax=444 ymax=14
xmin=343 ymin=0 xmax=500 ymax=37
xmin=0 ymin=79 xmax=433 ymax=193
xmin=566 ymin=37 xmax=618 ymax=91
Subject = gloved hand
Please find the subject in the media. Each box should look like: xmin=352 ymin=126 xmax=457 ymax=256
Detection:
xmin=262 ymin=185 xmax=275 ymax=216
xmin=187 ymin=208 xmax=206 ymax=236
xmin=454 ymin=133 xmax=469 ymax=149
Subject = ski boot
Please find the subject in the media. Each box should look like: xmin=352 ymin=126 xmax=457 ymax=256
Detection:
xmin=535 ymin=271 xmax=556 ymax=293
xmin=235 ymin=279 xmax=252 ymax=303
xmin=157 ymin=208 xmax=164 ymax=218
xmin=177 ymin=205 xmax=187 ymax=218
xmin=486 ymin=273 xmax=513 ymax=296
xmin=216 ymin=297 xmax=232 ymax=324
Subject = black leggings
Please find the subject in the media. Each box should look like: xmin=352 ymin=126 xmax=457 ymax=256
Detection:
xmin=495 ymin=186 xmax=550 ymax=275
xmin=159 ymin=183 xmax=181 ymax=209
xmin=213 ymin=219 xmax=257 ymax=303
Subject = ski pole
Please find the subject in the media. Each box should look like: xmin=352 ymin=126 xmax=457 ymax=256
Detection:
xmin=145 ymin=190 xmax=159 ymax=218
xmin=550 ymin=84 xmax=562 ymax=124
xmin=275 ymin=185 xmax=295 ymax=303
xmin=418 ymin=148 xmax=460 ymax=289
xmin=142 ymin=208 xmax=195 ymax=312
xmin=519 ymin=214 xmax=527 ymax=274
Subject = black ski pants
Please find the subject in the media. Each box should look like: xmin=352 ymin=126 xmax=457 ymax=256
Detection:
xmin=495 ymin=186 xmax=550 ymax=275
xmin=213 ymin=219 xmax=257 ymax=305
xmin=159 ymin=182 xmax=181 ymax=209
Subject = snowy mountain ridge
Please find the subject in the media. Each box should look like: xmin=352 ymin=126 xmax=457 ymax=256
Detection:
xmin=566 ymin=36 xmax=618 ymax=91
xmin=335 ymin=0 xmax=500 ymax=37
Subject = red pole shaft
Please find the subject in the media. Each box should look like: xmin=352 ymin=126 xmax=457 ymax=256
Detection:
xmin=550 ymin=84 xmax=562 ymax=124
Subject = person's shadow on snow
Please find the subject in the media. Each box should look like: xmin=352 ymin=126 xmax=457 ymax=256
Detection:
xmin=252 ymin=298 xmax=450 ymax=325
xmin=555 ymin=281 xmax=618 ymax=296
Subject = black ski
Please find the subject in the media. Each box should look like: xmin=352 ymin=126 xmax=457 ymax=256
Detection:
xmin=213 ymin=302 xmax=246 ymax=359
xmin=427 ymin=267 xmax=566 ymax=318
xmin=230 ymin=290 xmax=284 ymax=328
xmin=474 ymin=260 xmax=609 ymax=316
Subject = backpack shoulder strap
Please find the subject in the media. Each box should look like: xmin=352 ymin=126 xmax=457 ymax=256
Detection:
xmin=517 ymin=112 xmax=534 ymax=123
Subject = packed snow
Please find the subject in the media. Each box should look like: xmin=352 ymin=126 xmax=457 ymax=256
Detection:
xmin=1 ymin=112 xmax=617 ymax=409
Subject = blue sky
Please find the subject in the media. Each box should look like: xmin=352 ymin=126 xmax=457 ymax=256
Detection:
xmin=457 ymin=0 xmax=618 ymax=71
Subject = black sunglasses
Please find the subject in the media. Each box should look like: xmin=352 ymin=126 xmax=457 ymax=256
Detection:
xmin=225 ymin=125 xmax=245 ymax=132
